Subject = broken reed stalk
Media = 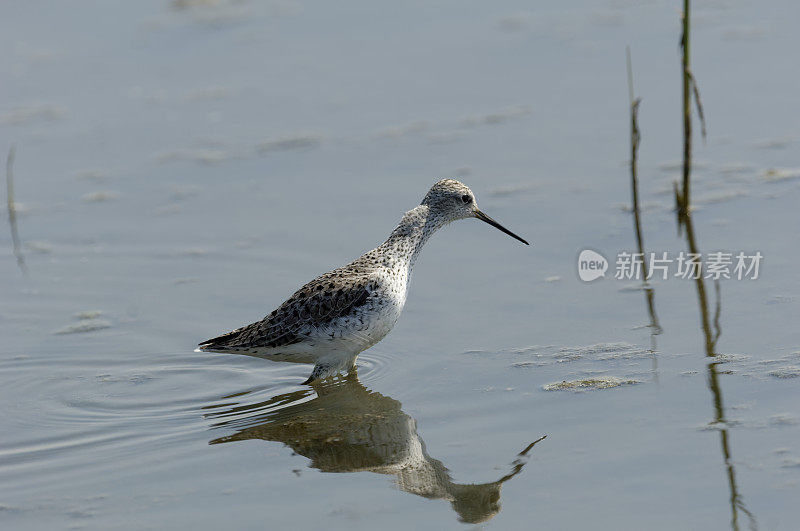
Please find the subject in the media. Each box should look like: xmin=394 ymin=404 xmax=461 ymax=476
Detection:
xmin=627 ymin=47 xmax=644 ymax=260
xmin=627 ymin=47 xmax=662 ymax=337
xmin=683 ymin=208 xmax=757 ymax=530
xmin=680 ymin=0 xmax=692 ymax=218
xmin=674 ymin=5 xmax=753 ymax=527
xmin=678 ymin=0 xmax=708 ymax=221
xmin=6 ymin=146 xmax=26 ymax=274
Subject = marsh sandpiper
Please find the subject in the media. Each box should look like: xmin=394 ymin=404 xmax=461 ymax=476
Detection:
xmin=198 ymin=179 xmax=529 ymax=383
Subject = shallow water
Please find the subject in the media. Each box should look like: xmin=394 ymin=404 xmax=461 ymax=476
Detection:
xmin=2 ymin=1 xmax=799 ymax=529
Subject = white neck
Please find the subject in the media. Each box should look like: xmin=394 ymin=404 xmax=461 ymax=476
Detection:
xmin=380 ymin=205 xmax=449 ymax=269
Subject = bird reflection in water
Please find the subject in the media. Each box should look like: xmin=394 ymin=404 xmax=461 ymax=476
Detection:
xmin=204 ymin=373 xmax=546 ymax=524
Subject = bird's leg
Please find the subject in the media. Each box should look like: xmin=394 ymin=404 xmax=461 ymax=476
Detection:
xmin=303 ymin=356 xmax=350 ymax=384
xmin=304 ymin=363 xmax=336 ymax=384
xmin=345 ymin=366 xmax=359 ymax=381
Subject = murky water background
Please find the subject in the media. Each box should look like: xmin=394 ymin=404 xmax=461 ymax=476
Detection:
xmin=2 ymin=1 xmax=799 ymax=529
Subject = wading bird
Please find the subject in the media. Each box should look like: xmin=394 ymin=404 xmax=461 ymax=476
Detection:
xmin=198 ymin=179 xmax=528 ymax=383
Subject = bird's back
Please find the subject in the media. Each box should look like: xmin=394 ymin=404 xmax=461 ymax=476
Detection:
xmin=198 ymin=246 xmax=409 ymax=361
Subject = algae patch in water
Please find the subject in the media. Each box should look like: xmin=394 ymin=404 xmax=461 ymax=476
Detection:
xmin=82 ymin=191 xmax=119 ymax=203
xmin=780 ymin=458 xmax=800 ymax=469
xmin=769 ymin=414 xmax=797 ymax=426
xmin=542 ymin=376 xmax=641 ymax=392
xmin=53 ymin=319 xmax=111 ymax=335
xmin=767 ymin=366 xmax=800 ymax=379
xmin=74 ymin=310 xmax=103 ymax=320
xmin=762 ymin=167 xmax=800 ymax=182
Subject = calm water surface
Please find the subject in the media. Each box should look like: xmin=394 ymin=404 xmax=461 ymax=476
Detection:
xmin=1 ymin=1 xmax=799 ymax=529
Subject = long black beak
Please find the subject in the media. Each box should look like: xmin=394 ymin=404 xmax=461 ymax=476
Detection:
xmin=475 ymin=209 xmax=529 ymax=245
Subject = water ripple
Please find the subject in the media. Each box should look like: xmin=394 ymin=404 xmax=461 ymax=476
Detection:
xmin=356 ymin=348 xmax=402 ymax=383
xmin=0 ymin=349 xmax=306 ymax=489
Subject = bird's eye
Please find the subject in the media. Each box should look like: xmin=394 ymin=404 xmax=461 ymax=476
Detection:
xmin=461 ymin=194 xmax=472 ymax=204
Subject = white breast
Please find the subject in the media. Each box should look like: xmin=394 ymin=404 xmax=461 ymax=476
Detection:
xmin=346 ymin=266 xmax=410 ymax=352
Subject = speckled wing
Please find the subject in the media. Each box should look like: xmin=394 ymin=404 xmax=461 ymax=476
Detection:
xmin=198 ymin=271 xmax=374 ymax=352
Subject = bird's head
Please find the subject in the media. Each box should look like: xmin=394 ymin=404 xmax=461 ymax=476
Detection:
xmin=421 ymin=179 xmax=529 ymax=245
